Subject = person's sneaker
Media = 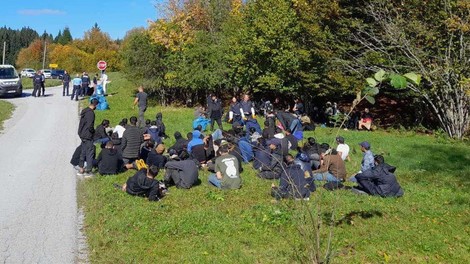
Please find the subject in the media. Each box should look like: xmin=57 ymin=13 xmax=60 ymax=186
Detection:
xmin=83 ymin=172 xmax=95 ymax=179
xmin=76 ymin=170 xmax=85 ymax=176
xmin=351 ymin=187 xmax=368 ymax=195
xmin=73 ymin=165 xmax=81 ymax=171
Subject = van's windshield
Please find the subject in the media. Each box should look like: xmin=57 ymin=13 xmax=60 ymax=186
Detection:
xmin=0 ymin=68 xmax=18 ymax=79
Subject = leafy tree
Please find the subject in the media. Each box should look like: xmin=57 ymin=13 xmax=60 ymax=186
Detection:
xmin=349 ymin=0 xmax=470 ymax=139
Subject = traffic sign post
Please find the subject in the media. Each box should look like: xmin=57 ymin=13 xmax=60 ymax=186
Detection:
xmin=97 ymin=60 xmax=107 ymax=71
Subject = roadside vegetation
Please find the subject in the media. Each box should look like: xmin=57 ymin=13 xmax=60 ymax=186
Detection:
xmin=79 ymin=73 xmax=470 ymax=263
xmin=21 ymin=77 xmax=63 ymax=89
xmin=0 ymin=100 xmax=14 ymax=131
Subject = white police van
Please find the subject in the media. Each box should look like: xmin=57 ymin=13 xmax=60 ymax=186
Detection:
xmin=0 ymin=65 xmax=22 ymax=97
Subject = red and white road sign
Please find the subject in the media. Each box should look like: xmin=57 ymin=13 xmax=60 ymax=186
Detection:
xmin=97 ymin=60 xmax=107 ymax=71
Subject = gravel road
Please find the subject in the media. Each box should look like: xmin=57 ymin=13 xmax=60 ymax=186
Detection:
xmin=0 ymin=87 xmax=82 ymax=263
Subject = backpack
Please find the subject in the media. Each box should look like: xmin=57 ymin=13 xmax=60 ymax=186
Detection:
xmin=135 ymin=159 xmax=148 ymax=170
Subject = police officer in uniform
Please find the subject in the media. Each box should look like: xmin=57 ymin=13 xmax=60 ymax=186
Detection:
xmin=32 ymin=70 xmax=42 ymax=97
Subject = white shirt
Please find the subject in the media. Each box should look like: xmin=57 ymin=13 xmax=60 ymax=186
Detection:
xmin=336 ymin=143 xmax=350 ymax=160
xmin=113 ymin=125 xmax=126 ymax=138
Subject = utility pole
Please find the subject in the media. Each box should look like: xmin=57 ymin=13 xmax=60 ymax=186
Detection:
xmin=42 ymin=41 xmax=47 ymax=69
xmin=2 ymin=42 xmax=5 ymax=65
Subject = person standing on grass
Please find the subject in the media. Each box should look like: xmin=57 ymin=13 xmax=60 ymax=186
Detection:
xmin=62 ymin=70 xmax=70 ymax=96
xmin=101 ymin=71 xmax=108 ymax=95
xmin=133 ymin=85 xmax=148 ymax=128
xmin=77 ymin=98 xmax=99 ymax=178
xmin=208 ymin=94 xmax=223 ymax=131
xmin=71 ymin=74 xmax=82 ymax=101
xmin=208 ymin=144 xmax=242 ymax=189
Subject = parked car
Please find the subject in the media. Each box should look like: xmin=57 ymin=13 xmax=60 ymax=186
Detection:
xmin=20 ymin=68 xmax=36 ymax=78
xmin=51 ymin=69 xmax=65 ymax=79
xmin=0 ymin=65 xmax=22 ymax=97
xmin=41 ymin=69 xmax=52 ymax=79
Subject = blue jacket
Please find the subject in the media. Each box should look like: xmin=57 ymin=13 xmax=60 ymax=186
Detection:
xmin=187 ymin=130 xmax=204 ymax=153
xmin=238 ymin=137 xmax=254 ymax=163
xmin=278 ymin=163 xmax=311 ymax=199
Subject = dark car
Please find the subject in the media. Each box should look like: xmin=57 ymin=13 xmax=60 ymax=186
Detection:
xmin=51 ymin=69 xmax=65 ymax=79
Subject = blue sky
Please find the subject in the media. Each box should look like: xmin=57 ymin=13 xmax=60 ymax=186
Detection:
xmin=1 ymin=0 xmax=163 ymax=40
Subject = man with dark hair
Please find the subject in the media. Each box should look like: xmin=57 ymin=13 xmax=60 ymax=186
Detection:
xmin=292 ymin=98 xmax=304 ymax=116
xmin=208 ymin=144 xmax=242 ymax=189
xmin=39 ymin=70 xmax=45 ymax=96
xmin=228 ymin=96 xmax=242 ymax=125
xmin=302 ymin=137 xmax=322 ymax=169
xmin=97 ymin=141 xmax=123 ymax=175
xmin=262 ymin=120 xmax=275 ymax=139
xmin=285 ymin=129 xmax=298 ymax=150
xmin=133 ymin=86 xmax=148 ymax=128
xmin=253 ymin=139 xmax=271 ymax=170
xmin=94 ymin=119 xmax=111 ymax=145
xmin=164 ymin=159 xmax=199 ymax=189
xmin=208 ymin=94 xmax=223 ymax=131
xmin=352 ymin=155 xmax=404 ymax=197
xmin=310 ymin=148 xmax=346 ymax=183
xmin=240 ymin=94 xmax=256 ymax=120
xmin=257 ymin=138 xmax=283 ymax=179
xmin=62 ymin=70 xmax=70 ymax=96
xmin=271 ymin=154 xmax=313 ymax=200
xmin=113 ymin=118 xmax=128 ymax=138
xmin=119 ymin=166 xmax=167 ymax=201
xmin=169 ymin=131 xmax=188 ymax=155
xmin=155 ymin=112 xmax=167 ymax=138
xmin=121 ymin=116 xmax=144 ymax=167
xmin=147 ymin=144 xmax=168 ymax=169
xmin=335 ymin=136 xmax=350 ymax=161
xmin=77 ymin=98 xmax=99 ymax=177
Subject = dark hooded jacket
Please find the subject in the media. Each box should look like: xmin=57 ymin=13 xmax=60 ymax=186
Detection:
xmin=78 ymin=107 xmax=95 ymax=140
xmin=356 ymin=163 xmax=404 ymax=197
xmin=277 ymin=163 xmax=311 ymax=199
xmin=169 ymin=133 xmax=188 ymax=155
xmin=155 ymin=113 xmax=166 ymax=136
xmin=97 ymin=148 xmax=122 ymax=175
xmin=164 ymin=160 xmax=199 ymax=188
xmin=125 ymin=169 xmax=162 ymax=201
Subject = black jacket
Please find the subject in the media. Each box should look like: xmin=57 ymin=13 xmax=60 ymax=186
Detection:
xmin=278 ymin=163 xmax=310 ymax=199
xmin=356 ymin=163 xmax=404 ymax=197
xmin=164 ymin=160 xmax=199 ymax=189
xmin=286 ymin=134 xmax=298 ymax=150
xmin=253 ymin=144 xmax=271 ymax=170
xmin=97 ymin=148 xmax=122 ymax=175
xmin=170 ymin=137 xmax=188 ymax=155
xmin=121 ymin=125 xmax=144 ymax=159
xmin=208 ymin=99 xmax=223 ymax=118
xmin=93 ymin=124 xmax=109 ymax=141
xmin=146 ymin=149 xmax=168 ymax=169
xmin=125 ymin=169 xmax=162 ymax=201
xmin=78 ymin=107 xmax=95 ymax=140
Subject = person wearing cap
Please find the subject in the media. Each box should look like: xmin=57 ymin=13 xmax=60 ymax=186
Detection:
xmin=310 ymin=148 xmax=346 ymax=183
xmin=208 ymin=144 xmax=242 ymax=189
xmin=77 ymin=98 xmax=99 ymax=177
xmin=335 ymin=136 xmax=350 ymax=161
xmin=352 ymin=155 xmax=404 ymax=197
xmin=257 ymin=138 xmax=283 ymax=179
xmin=350 ymin=141 xmax=375 ymax=182
xmin=147 ymin=144 xmax=168 ymax=169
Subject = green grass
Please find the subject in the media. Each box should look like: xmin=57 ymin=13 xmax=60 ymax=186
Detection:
xmin=21 ymin=77 xmax=63 ymax=89
xmin=0 ymin=100 xmax=14 ymax=131
xmin=79 ymin=73 xmax=470 ymax=263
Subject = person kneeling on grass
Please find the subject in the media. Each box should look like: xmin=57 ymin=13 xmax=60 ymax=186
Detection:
xmin=117 ymin=166 xmax=167 ymax=201
xmin=208 ymin=144 xmax=242 ymax=190
xmin=271 ymin=154 xmax=314 ymax=200
xmin=97 ymin=141 xmax=123 ymax=175
xmin=352 ymin=155 xmax=404 ymax=197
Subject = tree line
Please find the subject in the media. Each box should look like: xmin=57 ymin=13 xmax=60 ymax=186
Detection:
xmin=119 ymin=0 xmax=469 ymax=139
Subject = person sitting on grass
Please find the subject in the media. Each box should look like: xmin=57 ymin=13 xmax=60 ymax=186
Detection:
xmin=147 ymin=144 xmax=168 ymax=169
xmin=146 ymin=120 xmax=162 ymax=144
xmin=117 ymin=165 xmax=167 ymax=201
xmin=121 ymin=116 xmax=144 ymax=169
xmin=208 ymin=144 xmax=242 ymax=189
xmin=309 ymin=148 xmax=346 ymax=183
xmin=155 ymin=112 xmax=168 ymax=138
xmin=352 ymin=155 xmax=404 ymax=197
xmin=139 ymin=139 xmax=155 ymax=163
xmin=358 ymin=108 xmax=373 ymax=130
xmin=335 ymin=136 xmax=350 ymax=161
xmin=97 ymin=141 xmax=123 ymax=175
xmin=271 ymin=154 xmax=313 ymax=200
xmin=257 ymin=138 xmax=283 ymax=180
xmin=285 ymin=128 xmax=298 ymax=150
xmin=350 ymin=141 xmax=375 ymax=182
xmin=93 ymin=119 xmax=111 ymax=146
xmin=113 ymin=118 xmax=127 ymax=138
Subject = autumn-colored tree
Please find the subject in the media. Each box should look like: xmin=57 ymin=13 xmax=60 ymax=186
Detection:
xmin=16 ymin=39 xmax=46 ymax=69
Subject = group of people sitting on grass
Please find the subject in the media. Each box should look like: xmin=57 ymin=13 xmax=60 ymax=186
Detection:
xmin=73 ymin=95 xmax=403 ymax=202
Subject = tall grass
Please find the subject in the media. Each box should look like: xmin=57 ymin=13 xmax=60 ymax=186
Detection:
xmin=79 ymin=72 xmax=470 ymax=263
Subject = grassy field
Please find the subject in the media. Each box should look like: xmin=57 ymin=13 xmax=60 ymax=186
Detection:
xmin=79 ymin=73 xmax=470 ymax=263
xmin=0 ymin=100 xmax=14 ymax=131
xmin=21 ymin=77 xmax=63 ymax=89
